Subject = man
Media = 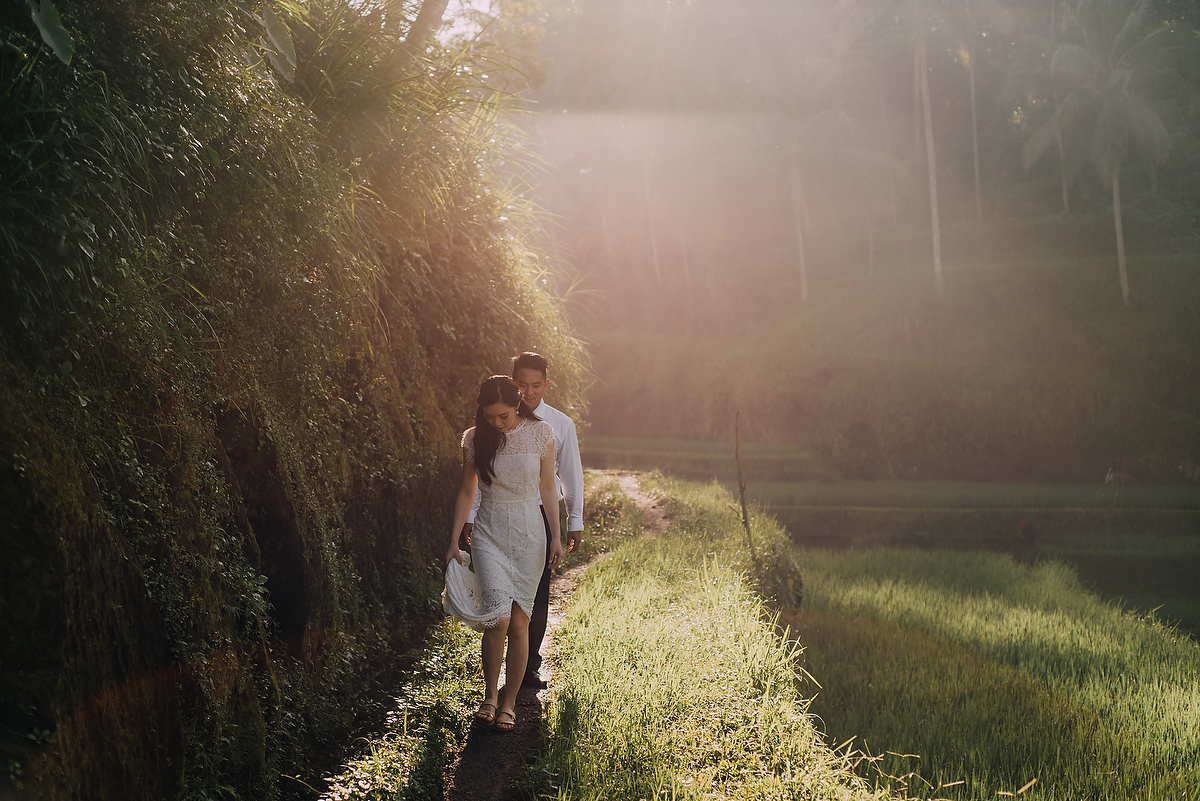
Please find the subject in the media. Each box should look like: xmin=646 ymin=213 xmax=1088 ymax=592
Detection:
xmin=461 ymin=352 xmax=583 ymax=688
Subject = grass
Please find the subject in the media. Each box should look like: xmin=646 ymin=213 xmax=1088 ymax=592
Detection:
xmin=583 ymin=438 xmax=1200 ymax=632
xmin=788 ymin=547 xmax=1200 ymax=799
xmin=583 ymin=250 xmax=1200 ymax=485
xmin=319 ymin=621 xmax=481 ymax=801
xmin=596 ymin=474 xmax=1200 ymax=800
xmin=738 ymin=480 xmax=1200 ymax=511
xmin=323 ymin=472 xmax=1200 ymax=800
xmin=525 ymin=472 xmax=884 ymax=800
xmin=580 ymin=436 xmax=838 ymax=482
xmin=791 ymin=610 xmax=1180 ymax=800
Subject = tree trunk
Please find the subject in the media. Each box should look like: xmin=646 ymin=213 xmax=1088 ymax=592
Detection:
xmin=1051 ymin=0 xmax=1070 ymax=214
xmin=918 ymin=32 xmax=944 ymax=293
xmin=913 ymin=48 xmax=923 ymax=161
xmin=969 ymin=57 xmax=983 ymax=223
xmin=868 ymin=226 xmax=876 ymax=276
xmin=1055 ymin=101 xmax=1071 ymax=215
xmin=1113 ymin=171 xmax=1129 ymax=305
xmin=403 ymin=0 xmax=450 ymax=52
xmin=879 ymin=75 xmax=898 ymax=225
xmin=791 ymin=167 xmax=809 ymax=302
xmin=679 ymin=234 xmax=695 ymax=304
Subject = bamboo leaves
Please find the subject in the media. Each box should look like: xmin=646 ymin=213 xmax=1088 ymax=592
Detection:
xmin=262 ymin=5 xmax=297 ymax=82
xmin=237 ymin=2 xmax=298 ymax=82
xmin=25 ymin=0 xmax=73 ymax=65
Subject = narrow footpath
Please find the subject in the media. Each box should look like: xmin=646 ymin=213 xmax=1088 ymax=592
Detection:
xmin=441 ymin=472 xmax=665 ymax=800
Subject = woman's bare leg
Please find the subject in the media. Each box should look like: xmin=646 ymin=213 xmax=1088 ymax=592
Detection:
xmin=499 ymin=602 xmax=530 ymax=724
xmin=481 ymin=616 xmax=510 ymax=709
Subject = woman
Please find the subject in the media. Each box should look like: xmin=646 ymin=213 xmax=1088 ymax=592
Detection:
xmin=445 ymin=375 xmax=564 ymax=732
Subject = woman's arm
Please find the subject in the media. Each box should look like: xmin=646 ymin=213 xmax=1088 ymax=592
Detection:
xmin=539 ymin=444 xmax=564 ymax=569
xmin=446 ymin=452 xmax=478 ymax=566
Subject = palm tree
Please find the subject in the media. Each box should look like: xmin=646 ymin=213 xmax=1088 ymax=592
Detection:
xmin=1020 ymin=0 xmax=1193 ymax=305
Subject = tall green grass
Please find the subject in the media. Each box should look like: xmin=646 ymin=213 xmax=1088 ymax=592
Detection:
xmin=741 ymin=480 xmax=1200 ymax=510
xmin=793 ymin=548 xmax=1200 ymax=798
xmin=319 ymin=621 xmax=481 ymax=801
xmin=626 ymin=475 xmax=1200 ymax=799
xmin=527 ymin=473 xmax=884 ymax=800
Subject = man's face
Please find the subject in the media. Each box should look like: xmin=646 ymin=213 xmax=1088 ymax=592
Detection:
xmin=514 ymin=367 xmax=548 ymax=409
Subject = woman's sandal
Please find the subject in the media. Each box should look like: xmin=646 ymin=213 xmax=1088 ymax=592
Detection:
xmin=494 ymin=708 xmax=517 ymax=732
xmin=474 ymin=701 xmax=497 ymax=725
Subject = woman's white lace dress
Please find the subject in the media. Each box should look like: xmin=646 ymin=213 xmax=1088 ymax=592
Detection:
xmin=448 ymin=418 xmax=553 ymax=631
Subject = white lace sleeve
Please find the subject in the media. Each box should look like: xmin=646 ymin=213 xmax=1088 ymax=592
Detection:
xmin=461 ymin=427 xmax=475 ymax=462
xmin=537 ymin=421 xmax=555 ymax=459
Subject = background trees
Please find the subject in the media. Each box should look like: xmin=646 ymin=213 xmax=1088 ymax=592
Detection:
xmin=1018 ymin=0 xmax=1197 ymax=303
xmin=527 ymin=0 xmax=1200 ymax=481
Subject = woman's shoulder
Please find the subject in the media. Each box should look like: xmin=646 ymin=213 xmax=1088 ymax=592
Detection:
xmin=533 ymin=419 xmax=554 ymax=441
xmin=461 ymin=427 xmax=476 ymax=448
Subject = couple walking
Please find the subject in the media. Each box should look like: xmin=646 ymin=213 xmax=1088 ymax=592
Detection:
xmin=443 ymin=352 xmax=583 ymax=733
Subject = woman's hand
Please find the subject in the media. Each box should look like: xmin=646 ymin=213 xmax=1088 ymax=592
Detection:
xmin=445 ymin=544 xmax=465 ymax=567
xmin=547 ymin=536 xmax=564 ymax=569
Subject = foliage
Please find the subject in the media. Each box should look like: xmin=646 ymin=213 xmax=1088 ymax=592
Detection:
xmin=528 ymin=0 xmax=1200 ymax=473
xmin=318 ymin=620 xmax=481 ymax=801
xmin=0 ymin=0 xmax=584 ymax=798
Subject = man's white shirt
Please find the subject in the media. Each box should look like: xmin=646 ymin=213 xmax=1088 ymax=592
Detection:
xmin=466 ymin=400 xmax=584 ymax=532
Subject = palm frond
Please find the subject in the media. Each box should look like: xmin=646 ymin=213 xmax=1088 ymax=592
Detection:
xmin=1120 ymin=90 xmax=1171 ymax=162
xmin=1051 ymin=42 xmax=1105 ymax=86
xmin=1110 ymin=0 xmax=1152 ymax=64
xmin=1022 ymin=114 xmax=1061 ymax=169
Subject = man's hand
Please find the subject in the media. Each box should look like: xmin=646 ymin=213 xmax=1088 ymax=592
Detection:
xmin=567 ymin=529 xmax=582 ymax=553
xmin=459 ymin=522 xmax=474 ymax=550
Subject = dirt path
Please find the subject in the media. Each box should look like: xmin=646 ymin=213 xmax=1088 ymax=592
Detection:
xmin=616 ymin=472 xmax=670 ymax=534
xmin=442 ymin=472 xmax=662 ymax=800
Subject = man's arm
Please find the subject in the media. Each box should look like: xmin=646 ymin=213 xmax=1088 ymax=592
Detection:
xmin=558 ymin=418 xmax=584 ymax=551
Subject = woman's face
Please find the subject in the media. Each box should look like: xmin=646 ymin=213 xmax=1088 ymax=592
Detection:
xmin=482 ymin=401 xmax=520 ymax=433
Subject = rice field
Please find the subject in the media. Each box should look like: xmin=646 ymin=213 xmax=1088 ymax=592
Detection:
xmin=525 ymin=473 xmax=886 ymax=801
xmin=785 ymin=547 xmax=1200 ymax=799
xmin=581 ymin=436 xmax=1200 ymax=634
xmin=637 ymin=474 xmax=1200 ymax=800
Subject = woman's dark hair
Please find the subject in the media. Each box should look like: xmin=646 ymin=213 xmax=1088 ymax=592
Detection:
xmin=473 ymin=375 xmax=539 ymax=485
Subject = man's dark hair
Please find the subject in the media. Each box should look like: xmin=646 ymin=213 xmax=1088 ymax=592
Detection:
xmin=511 ymin=351 xmax=548 ymax=378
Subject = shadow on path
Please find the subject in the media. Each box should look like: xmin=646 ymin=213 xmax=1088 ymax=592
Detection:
xmin=444 ymin=684 xmax=545 ymax=801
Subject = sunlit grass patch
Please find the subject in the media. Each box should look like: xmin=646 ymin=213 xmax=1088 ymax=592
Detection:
xmin=797 ymin=548 xmax=1200 ymax=796
xmin=528 ymin=473 xmax=883 ymax=801
xmin=533 ymin=556 xmax=886 ymax=801
xmin=319 ymin=621 xmax=480 ymax=801
xmin=788 ymin=609 xmax=1188 ymax=800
